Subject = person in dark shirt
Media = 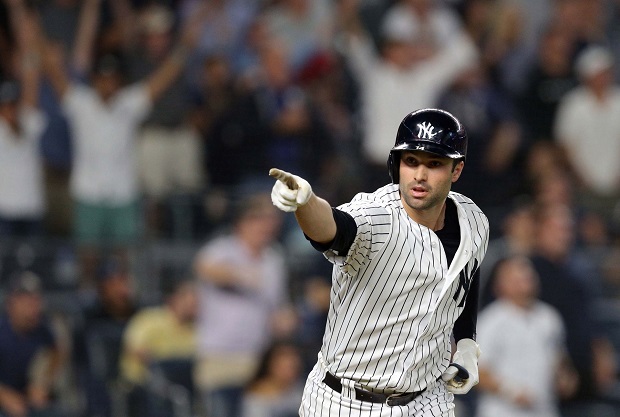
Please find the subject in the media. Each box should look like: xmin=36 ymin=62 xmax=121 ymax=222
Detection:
xmin=73 ymin=257 xmax=138 ymax=417
xmin=0 ymin=272 xmax=62 ymax=417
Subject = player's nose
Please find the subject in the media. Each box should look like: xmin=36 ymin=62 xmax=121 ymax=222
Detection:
xmin=413 ymin=165 xmax=428 ymax=181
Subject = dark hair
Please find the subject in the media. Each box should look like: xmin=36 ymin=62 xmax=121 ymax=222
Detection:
xmin=245 ymin=339 xmax=300 ymax=389
xmin=8 ymin=270 xmax=42 ymax=294
xmin=92 ymin=51 xmax=126 ymax=78
xmin=230 ymin=192 xmax=275 ymax=224
xmin=160 ymin=276 xmax=192 ymax=300
xmin=0 ymin=79 xmax=19 ymax=105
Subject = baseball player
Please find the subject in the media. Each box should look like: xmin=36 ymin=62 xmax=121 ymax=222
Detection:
xmin=270 ymin=108 xmax=489 ymax=416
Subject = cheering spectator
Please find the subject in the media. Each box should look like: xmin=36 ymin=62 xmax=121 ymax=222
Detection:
xmin=42 ymin=0 xmax=204 ymax=283
xmin=0 ymin=0 xmax=47 ymax=238
xmin=179 ymin=0 xmax=259 ymax=63
xmin=113 ymin=2 xmax=205 ymax=236
xmin=336 ymin=0 xmax=477 ymax=190
xmin=262 ymin=0 xmax=335 ymax=70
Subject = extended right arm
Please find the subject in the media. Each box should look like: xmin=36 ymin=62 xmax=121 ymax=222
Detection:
xmin=270 ymin=169 xmax=336 ymax=245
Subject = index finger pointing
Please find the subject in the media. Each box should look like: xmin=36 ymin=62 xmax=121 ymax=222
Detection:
xmin=269 ymin=168 xmax=299 ymax=190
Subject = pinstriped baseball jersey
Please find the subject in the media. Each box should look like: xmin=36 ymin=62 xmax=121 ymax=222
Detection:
xmin=318 ymin=184 xmax=489 ymax=395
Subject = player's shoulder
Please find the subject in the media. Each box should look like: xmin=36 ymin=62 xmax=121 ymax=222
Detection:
xmin=448 ymin=192 xmax=487 ymax=219
xmin=352 ymin=184 xmax=400 ymax=205
xmin=335 ymin=185 xmax=397 ymax=229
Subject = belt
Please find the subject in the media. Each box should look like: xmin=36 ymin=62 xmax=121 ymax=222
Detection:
xmin=322 ymin=372 xmax=426 ymax=406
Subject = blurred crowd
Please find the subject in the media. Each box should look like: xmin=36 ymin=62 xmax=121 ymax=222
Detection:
xmin=1 ymin=0 xmax=620 ymax=416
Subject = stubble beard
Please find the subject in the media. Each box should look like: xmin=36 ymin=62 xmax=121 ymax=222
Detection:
xmin=400 ymin=182 xmax=448 ymax=213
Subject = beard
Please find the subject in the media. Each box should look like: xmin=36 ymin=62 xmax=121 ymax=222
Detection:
xmin=399 ymin=181 xmax=449 ymax=212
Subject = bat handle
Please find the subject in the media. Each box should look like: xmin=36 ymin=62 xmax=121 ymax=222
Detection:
xmin=449 ymin=363 xmax=470 ymax=382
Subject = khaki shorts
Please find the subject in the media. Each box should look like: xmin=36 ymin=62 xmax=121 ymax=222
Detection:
xmin=138 ymin=126 xmax=204 ymax=198
xmin=194 ymin=353 xmax=259 ymax=390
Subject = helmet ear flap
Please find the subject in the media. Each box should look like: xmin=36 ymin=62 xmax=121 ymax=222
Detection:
xmin=388 ymin=151 xmax=399 ymax=184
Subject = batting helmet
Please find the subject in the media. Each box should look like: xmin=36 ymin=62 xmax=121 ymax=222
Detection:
xmin=388 ymin=108 xmax=467 ymax=183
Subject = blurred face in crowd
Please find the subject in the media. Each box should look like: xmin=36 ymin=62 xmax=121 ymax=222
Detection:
xmin=139 ymin=5 xmax=174 ymax=59
xmin=168 ymin=282 xmax=198 ymax=324
xmin=406 ymin=0 xmax=432 ymax=16
xmin=584 ymin=67 xmax=615 ymax=93
xmin=260 ymin=40 xmax=291 ymax=89
xmin=144 ymin=31 xmax=173 ymax=60
xmin=538 ymin=25 xmax=574 ymax=75
xmin=494 ymin=256 xmax=539 ymax=308
xmin=268 ymin=344 xmax=303 ymax=386
xmin=503 ymin=203 xmax=535 ymax=247
xmin=383 ymin=40 xmax=414 ymax=69
xmin=100 ymin=272 xmax=134 ymax=317
xmin=202 ymin=56 xmax=231 ymax=91
xmin=237 ymin=202 xmax=283 ymax=251
xmin=0 ymin=101 xmax=19 ymax=129
xmin=535 ymin=204 xmax=575 ymax=262
xmin=285 ymin=0 xmax=309 ymax=14
xmin=92 ymin=72 xmax=123 ymax=102
xmin=7 ymin=291 xmax=43 ymax=333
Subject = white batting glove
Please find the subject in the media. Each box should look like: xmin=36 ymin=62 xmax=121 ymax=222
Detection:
xmin=441 ymin=338 xmax=481 ymax=394
xmin=269 ymin=168 xmax=313 ymax=212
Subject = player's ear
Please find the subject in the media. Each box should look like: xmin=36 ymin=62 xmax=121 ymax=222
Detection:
xmin=451 ymin=161 xmax=464 ymax=183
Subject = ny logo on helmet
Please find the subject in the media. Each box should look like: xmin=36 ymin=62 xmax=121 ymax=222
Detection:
xmin=417 ymin=122 xmax=438 ymax=139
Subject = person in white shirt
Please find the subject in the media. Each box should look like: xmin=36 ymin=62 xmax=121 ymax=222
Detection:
xmin=554 ymin=45 xmax=620 ymax=226
xmin=0 ymin=2 xmax=47 ymax=238
xmin=475 ymin=255 xmax=577 ymax=417
xmin=40 ymin=0 xmax=206 ymax=286
xmin=337 ymin=0 xmax=478 ymax=190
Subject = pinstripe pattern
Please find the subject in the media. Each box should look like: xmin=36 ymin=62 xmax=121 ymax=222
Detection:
xmin=300 ymin=184 xmax=488 ymax=416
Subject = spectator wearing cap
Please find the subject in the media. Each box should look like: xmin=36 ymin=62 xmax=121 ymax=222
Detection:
xmin=381 ymin=0 xmax=464 ymax=51
xmin=112 ymin=3 xmax=205 ymax=237
xmin=554 ymin=44 xmax=620 ymax=228
xmin=41 ymin=0 xmax=205 ymax=277
xmin=335 ymin=0 xmax=478 ymax=191
xmin=262 ymin=0 xmax=335 ymax=70
xmin=0 ymin=272 xmax=63 ymax=417
xmin=0 ymin=1 xmax=47 ymax=238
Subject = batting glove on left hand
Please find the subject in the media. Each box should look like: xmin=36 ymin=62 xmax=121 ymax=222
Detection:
xmin=441 ymin=338 xmax=481 ymax=395
xmin=269 ymin=168 xmax=313 ymax=212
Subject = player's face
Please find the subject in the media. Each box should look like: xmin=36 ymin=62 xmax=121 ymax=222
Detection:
xmin=398 ymin=151 xmax=464 ymax=213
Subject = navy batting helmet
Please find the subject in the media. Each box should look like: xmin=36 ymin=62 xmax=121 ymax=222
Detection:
xmin=387 ymin=108 xmax=467 ymax=183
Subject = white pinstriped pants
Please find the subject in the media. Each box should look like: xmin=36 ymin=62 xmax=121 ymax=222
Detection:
xmin=300 ymin=355 xmax=456 ymax=417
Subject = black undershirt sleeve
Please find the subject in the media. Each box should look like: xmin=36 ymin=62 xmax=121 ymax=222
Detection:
xmin=435 ymin=199 xmax=478 ymax=342
xmin=306 ymin=208 xmax=357 ymax=254
xmin=453 ymin=269 xmax=480 ymax=342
